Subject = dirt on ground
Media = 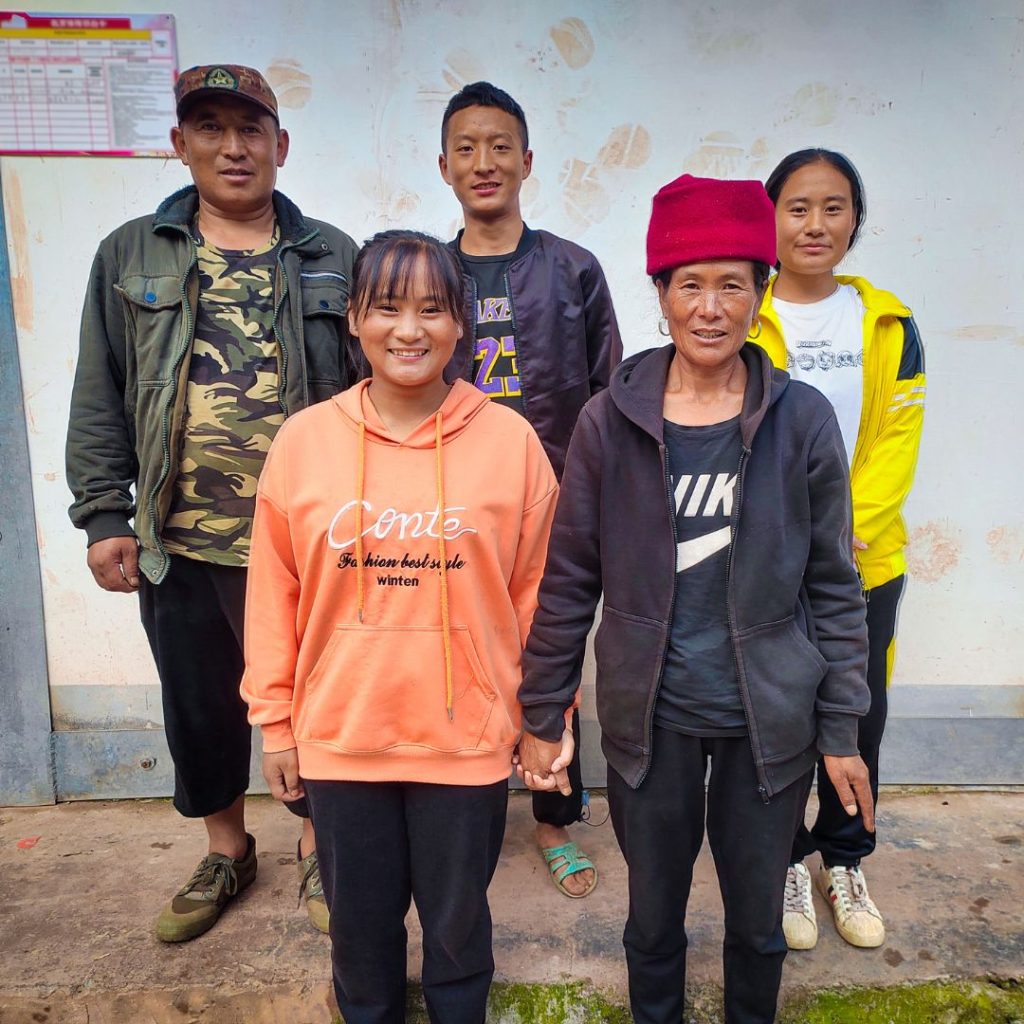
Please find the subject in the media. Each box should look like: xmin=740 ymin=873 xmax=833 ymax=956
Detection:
xmin=0 ymin=790 xmax=1021 ymax=1023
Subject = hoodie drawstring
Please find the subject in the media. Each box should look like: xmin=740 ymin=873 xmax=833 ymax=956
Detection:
xmin=355 ymin=420 xmax=366 ymax=623
xmin=435 ymin=412 xmax=454 ymax=721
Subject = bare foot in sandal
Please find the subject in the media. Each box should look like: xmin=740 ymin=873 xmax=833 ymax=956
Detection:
xmin=536 ymin=823 xmax=597 ymax=898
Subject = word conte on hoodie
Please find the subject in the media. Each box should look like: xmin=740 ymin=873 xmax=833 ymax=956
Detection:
xmin=241 ymin=379 xmax=558 ymax=786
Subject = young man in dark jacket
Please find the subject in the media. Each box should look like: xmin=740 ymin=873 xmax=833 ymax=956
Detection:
xmin=439 ymin=81 xmax=623 ymax=896
xmin=66 ymin=65 xmax=360 ymax=942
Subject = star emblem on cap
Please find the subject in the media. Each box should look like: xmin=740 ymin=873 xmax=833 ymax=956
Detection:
xmin=204 ymin=67 xmax=238 ymax=90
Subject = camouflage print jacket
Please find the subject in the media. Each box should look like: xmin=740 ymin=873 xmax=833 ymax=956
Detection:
xmin=66 ymin=185 xmax=362 ymax=584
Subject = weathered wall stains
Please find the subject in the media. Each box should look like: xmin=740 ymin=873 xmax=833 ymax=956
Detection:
xmin=265 ymin=59 xmax=312 ymax=110
xmin=683 ymin=132 xmax=749 ymax=178
xmin=597 ymin=123 xmax=652 ymax=170
xmin=686 ymin=7 xmax=760 ymax=59
xmin=776 ymin=83 xmax=840 ymax=128
xmin=950 ymin=324 xmax=1024 ymax=344
xmin=550 ymin=17 xmax=596 ymax=69
xmin=907 ymin=521 xmax=963 ymax=583
xmin=559 ymin=124 xmax=651 ymax=232
xmin=3 ymin=0 xmax=1022 ymax=697
xmin=986 ymin=527 xmax=1024 ymax=565
xmin=560 ymin=157 xmax=609 ymax=231
xmin=3 ymin=168 xmax=33 ymax=332
xmin=441 ymin=48 xmax=485 ymax=93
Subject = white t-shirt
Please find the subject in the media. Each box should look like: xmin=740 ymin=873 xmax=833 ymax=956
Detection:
xmin=772 ymin=284 xmax=865 ymax=464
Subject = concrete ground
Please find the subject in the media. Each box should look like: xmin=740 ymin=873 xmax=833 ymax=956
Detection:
xmin=0 ymin=790 xmax=1021 ymax=1023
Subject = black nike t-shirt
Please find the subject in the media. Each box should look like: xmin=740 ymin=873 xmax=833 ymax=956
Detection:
xmin=655 ymin=416 xmax=747 ymax=736
xmin=457 ymin=229 xmax=536 ymax=415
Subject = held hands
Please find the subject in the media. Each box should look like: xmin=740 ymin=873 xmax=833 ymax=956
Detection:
xmin=853 ymin=535 xmax=868 ymax=553
xmin=823 ymin=754 xmax=875 ymax=833
xmin=87 ymin=536 xmax=141 ymax=592
xmin=262 ymin=748 xmax=305 ymax=802
xmin=515 ymin=728 xmax=575 ymax=796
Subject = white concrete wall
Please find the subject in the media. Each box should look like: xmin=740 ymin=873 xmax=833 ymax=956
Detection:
xmin=5 ymin=0 xmax=1022 ymax=703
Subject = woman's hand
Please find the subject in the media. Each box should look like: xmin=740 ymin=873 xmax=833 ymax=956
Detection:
xmin=822 ymin=754 xmax=874 ymax=832
xmin=516 ymin=729 xmax=575 ymax=796
xmin=262 ymin=748 xmax=305 ymax=802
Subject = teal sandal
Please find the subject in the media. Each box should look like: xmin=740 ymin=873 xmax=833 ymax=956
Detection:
xmin=541 ymin=841 xmax=598 ymax=899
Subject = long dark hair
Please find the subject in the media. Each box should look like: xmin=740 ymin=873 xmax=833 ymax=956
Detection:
xmin=765 ymin=148 xmax=866 ymax=251
xmin=350 ymin=230 xmax=465 ymax=331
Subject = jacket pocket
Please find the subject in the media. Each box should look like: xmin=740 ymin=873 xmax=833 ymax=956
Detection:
xmin=593 ymin=606 xmax=666 ymax=756
xmin=736 ymin=618 xmax=826 ymax=763
xmin=116 ymin=274 xmax=185 ymax=384
xmin=295 ymin=624 xmax=516 ymax=754
xmin=300 ymin=275 xmax=351 ymax=397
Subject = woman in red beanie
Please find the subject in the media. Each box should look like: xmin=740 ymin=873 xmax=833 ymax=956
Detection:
xmin=515 ymin=174 xmax=874 ymax=1024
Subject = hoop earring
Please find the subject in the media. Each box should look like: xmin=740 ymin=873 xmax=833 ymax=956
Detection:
xmin=749 ymin=319 xmax=762 ymax=340
xmin=658 ymin=317 xmax=671 ymax=337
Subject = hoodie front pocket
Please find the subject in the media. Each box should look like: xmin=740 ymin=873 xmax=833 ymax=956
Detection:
xmin=296 ymin=624 xmax=514 ymax=754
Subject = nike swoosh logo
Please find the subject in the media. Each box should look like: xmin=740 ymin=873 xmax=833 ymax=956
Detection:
xmin=677 ymin=526 xmax=731 ymax=572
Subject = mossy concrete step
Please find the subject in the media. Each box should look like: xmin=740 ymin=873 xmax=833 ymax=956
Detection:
xmin=2 ymin=979 xmax=1022 ymax=1023
xmin=392 ymin=979 xmax=1024 ymax=1024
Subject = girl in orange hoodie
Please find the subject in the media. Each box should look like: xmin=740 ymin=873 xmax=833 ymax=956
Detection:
xmin=241 ymin=231 xmax=558 ymax=1023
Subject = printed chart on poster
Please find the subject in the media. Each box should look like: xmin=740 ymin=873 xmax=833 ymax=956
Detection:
xmin=0 ymin=11 xmax=178 ymax=156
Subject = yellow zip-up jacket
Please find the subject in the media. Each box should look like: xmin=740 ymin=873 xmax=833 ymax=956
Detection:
xmin=754 ymin=275 xmax=925 ymax=590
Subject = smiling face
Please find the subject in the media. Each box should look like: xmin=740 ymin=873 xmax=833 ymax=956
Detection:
xmin=170 ymin=95 xmax=288 ymax=217
xmin=349 ymin=254 xmax=462 ymax=393
xmin=774 ymin=160 xmax=857 ymax=278
xmin=438 ymin=105 xmax=532 ymax=222
xmin=657 ymin=261 xmax=762 ymax=372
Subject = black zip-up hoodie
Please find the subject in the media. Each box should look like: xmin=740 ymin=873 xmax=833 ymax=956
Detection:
xmin=519 ymin=342 xmax=869 ymax=798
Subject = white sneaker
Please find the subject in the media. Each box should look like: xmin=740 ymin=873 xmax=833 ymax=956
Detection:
xmin=816 ymin=863 xmax=885 ymax=948
xmin=782 ymin=862 xmax=818 ymax=949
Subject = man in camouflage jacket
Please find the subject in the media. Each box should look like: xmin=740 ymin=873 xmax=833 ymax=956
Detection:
xmin=65 ymin=64 xmax=360 ymax=942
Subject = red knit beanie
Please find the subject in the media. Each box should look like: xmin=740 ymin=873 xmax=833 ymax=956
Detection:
xmin=646 ymin=174 xmax=776 ymax=277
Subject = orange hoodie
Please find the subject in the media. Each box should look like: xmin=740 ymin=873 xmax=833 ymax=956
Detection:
xmin=241 ymin=379 xmax=558 ymax=786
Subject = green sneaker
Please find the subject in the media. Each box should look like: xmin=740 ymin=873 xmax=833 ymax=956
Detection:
xmin=155 ymin=834 xmax=257 ymax=943
xmin=297 ymin=842 xmax=330 ymax=934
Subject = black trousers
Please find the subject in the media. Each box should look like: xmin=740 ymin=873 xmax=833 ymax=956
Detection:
xmin=609 ymin=729 xmax=813 ymax=1024
xmin=306 ymin=779 xmax=508 ymax=1024
xmin=792 ymin=574 xmax=905 ymax=867
xmin=139 ymin=554 xmax=310 ymax=820
xmin=531 ymin=707 xmax=584 ymax=827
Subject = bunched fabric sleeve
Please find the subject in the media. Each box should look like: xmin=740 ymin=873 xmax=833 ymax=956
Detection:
xmin=506 ymin=430 xmax=559 ymax=650
xmin=66 ymin=245 xmax=138 ymax=543
xmin=240 ymin=438 xmax=301 ymax=753
xmin=518 ymin=407 xmax=605 ymax=742
xmin=851 ymin=316 xmax=926 ymax=550
xmin=804 ymin=412 xmax=870 ymax=756
xmin=580 ymin=257 xmax=623 ymax=398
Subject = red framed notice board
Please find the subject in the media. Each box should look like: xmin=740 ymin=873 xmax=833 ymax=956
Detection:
xmin=0 ymin=11 xmax=178 ymax=156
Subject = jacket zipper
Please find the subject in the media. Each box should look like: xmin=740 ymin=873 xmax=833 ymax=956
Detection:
xmin=146 ymin=226 xmax=198 ymax=583
xmin=636 ymin=442 xmax=678 ymax=788
xmin=464 ymin=276 xmax=479 ymax=383
xmin=503 ymin=268 xmax=527 ymax=408
xmin=299 ymin=270 xmax=347 ymax=283
xmin=724 ymin=446 xmax=772 ymax=803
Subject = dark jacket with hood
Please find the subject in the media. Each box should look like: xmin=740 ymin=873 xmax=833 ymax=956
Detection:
xmin=519 ymin=342 xmax=869 ymax=798
xmin=66 ymin=185 xmax=361 ymax=584
xmin=445 ymin=227 xmax=622 ymax=480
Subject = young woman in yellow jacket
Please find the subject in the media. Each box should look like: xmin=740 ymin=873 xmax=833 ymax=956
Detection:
xmin=753 ymin=149 xmax=925 ymax=952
